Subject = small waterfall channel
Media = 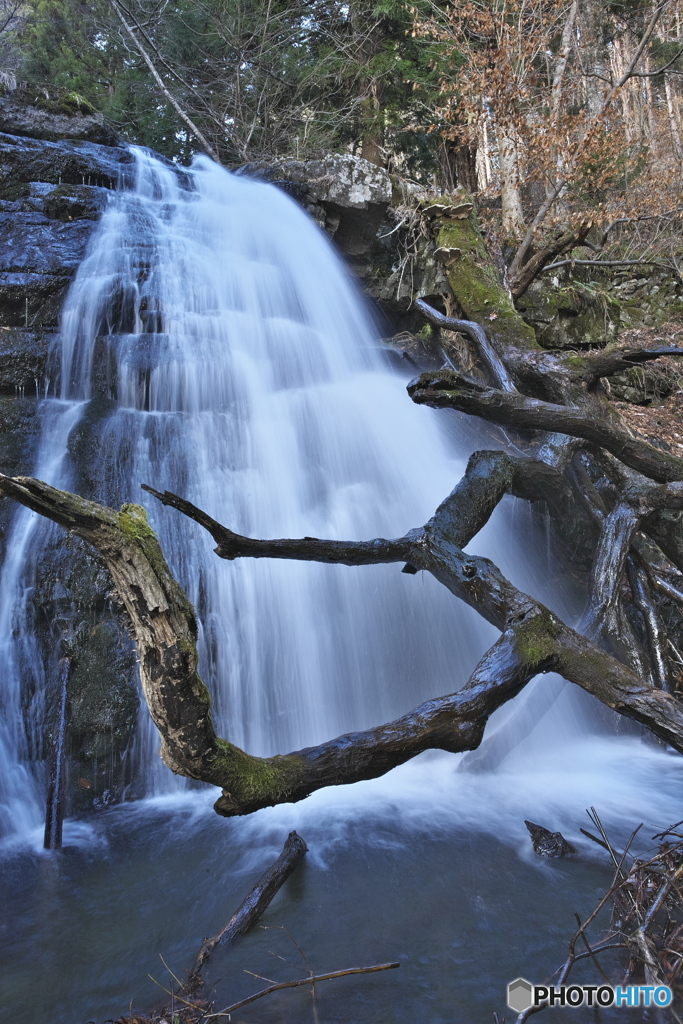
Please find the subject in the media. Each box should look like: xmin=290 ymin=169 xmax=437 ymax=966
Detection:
xmin=0 ymin=149 xmax=494 ymax=836
xmin=1 ymin=150 xmax=683 ymax=1023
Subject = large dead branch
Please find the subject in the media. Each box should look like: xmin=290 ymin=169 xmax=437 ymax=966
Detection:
xmin=188 ymin=830 xmax=307 ymax=990
xmin=407 ymin=369 xmax=683 ymax=484
xmin=145 ymin=479 xmax=683 ymax=746
xmin=581 ymin=499 xmax=643 ymax=637
xmin=573 ymin=346 xmax=683 ymax=387
xmin=413 ymin=298 xmax=516 ymax=392
xmin=3 ymin=456 xmax=683 ymax=820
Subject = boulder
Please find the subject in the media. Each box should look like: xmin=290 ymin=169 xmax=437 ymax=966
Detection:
xmin=524 ymin=819 xmax=576 ymax=857
xmin=0 ymin=95 xmax=123 ymax=147
xmin=238 ymin=153 xmax=392 ymax=257
xmin=516 ymin=276 xmax=620 ymax=349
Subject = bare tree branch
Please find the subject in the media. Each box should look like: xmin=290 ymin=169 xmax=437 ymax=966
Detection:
xmin=507 ymin=0 xmax=671 ymax=282
xmin=408 ymin=369 xmax=683 ymax=484
xmin=111 ymin=0 xmax=221 ymax=162
xmin=2 ymin=465 xmax=683 ymax=820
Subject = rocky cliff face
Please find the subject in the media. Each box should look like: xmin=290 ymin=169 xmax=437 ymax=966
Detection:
xmin=0 ymin=99 xmax=139 ymax=819
xmin=0 ymin=103 xmax=132 ymax=481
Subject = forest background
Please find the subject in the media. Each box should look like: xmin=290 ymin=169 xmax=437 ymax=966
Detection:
xmin=2 ymin=0 xmax=683 ymax=280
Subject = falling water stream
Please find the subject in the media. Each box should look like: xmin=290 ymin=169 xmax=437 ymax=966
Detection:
xmin=0 ymin=151 xmax=682 ymax=1022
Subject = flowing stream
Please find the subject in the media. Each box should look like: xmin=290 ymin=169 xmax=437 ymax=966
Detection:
xmin=0 ymin=151 xmax=682 ymax=1023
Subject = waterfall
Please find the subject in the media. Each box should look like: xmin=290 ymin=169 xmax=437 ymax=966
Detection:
xmin=0 ymin=149 xmax=497 ymax=838
xmin=6 ymin=147 xmax=683 ymax=1024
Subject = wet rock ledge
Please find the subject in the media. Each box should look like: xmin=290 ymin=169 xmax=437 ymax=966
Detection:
xmin=0 ymin=97 xmax=138 ymax=817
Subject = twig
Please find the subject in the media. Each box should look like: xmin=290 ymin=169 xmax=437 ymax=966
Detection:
xmin=541 ymin=258 xmax=674 ymax=272
xmin=574 ymin=913 xmax=612 ymax=983
xmin=205 ymin=962 xmax=400 ymax=1017
xmin=263 ymin=925 xmax=320 ymax=1024
xmin=147 ymin=973 xmax=208 ymax=1012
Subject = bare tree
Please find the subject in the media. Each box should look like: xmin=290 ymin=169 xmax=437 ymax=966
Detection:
xmin=414 ymin=0 xmax=683 ymax=293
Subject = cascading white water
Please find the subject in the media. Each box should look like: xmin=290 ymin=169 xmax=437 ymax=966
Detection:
xmin=6 ymin=148 xmax=683 ymax=1024
xmin=0 ymin=149 xmax=497 ymax=835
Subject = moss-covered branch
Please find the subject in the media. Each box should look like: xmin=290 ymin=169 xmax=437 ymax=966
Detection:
xmin=4 ymin=461 xmax=683 ymax=820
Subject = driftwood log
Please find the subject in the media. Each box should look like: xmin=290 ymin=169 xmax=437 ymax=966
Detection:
xmin=2 ymin=305 xmax=683 ymax=817
xmin=187 ymin=830 xmax=307 ymax=991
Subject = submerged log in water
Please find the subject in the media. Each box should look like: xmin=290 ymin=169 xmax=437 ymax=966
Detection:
xmin=186 ymin=830 xmax=308 ymax=991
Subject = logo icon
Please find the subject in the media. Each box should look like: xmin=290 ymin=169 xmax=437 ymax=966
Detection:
xmin=508 ymin=978 xmax=534 ymax=1012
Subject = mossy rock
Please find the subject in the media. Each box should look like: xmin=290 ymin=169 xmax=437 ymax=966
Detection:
xmin=516 ymin=277 xmax=620 ymax=349
xmin=436 ymin=199 xmax=538 ymax=351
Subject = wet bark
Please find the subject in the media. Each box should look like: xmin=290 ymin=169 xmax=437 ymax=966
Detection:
xmin=4 ymin=430 xmax=683 ymax=820
xmin=187 ymin=830 xmax=308 ymax=990
xmin=407 ymin=369 xmax=683 ymax=484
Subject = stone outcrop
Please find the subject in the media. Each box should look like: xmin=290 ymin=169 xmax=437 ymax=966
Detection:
xmin=238 ymin=153 xmax=392 ymax=258
xmin=0 ymin=102 xmax=133 ymax=523
xmin=0 ymin=133 xmax=132 ymax=390
xmin=0 ymin=99 xmax=137 ymax=819
xmin=517 ymin=266 xmax=683 ymax=352
xmin=0 ymin=94 xmax=123 ymax=147
xmin=515 ymin=276 xmax=621 ymax=350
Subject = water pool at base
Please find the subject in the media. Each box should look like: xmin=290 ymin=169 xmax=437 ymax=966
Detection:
xmin=2 ymin=732 xmax=681 ymax=1023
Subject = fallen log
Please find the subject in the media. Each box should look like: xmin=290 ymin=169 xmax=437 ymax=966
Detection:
xmin=186 ymin=830 xmax=307 ymax=991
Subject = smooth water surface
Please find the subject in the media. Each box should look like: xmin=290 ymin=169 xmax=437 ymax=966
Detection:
xmin=2 ymin=734 xmax=681 ymax=1023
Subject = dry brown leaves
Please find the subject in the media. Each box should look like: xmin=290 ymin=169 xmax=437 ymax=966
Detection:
xmin=610 ymin=324 xmax=683 ymax=451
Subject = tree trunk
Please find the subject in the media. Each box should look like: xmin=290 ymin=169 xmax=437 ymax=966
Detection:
xmin=579 ymin=0 xmax=607 ymax=118
xmin=498 ymin=129 xmax=526 ymax=236
xmin=665 ymin=76 xmax=683 ymax=159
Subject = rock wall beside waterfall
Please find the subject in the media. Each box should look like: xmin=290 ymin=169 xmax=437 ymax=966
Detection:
xmin=0 ymin=104 xmax=129 ymax=537
xmin=0 ymin=99 xmax=139 ymax=818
